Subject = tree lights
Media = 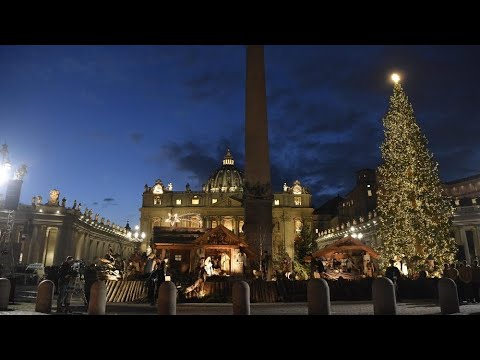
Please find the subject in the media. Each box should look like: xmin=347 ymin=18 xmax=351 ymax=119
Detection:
xmin=377 ymin=74 xmax=456 ymax=275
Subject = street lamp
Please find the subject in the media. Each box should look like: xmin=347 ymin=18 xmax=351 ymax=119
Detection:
xmin=0 ymin=144 xmax=12 ymax=186
xmin=124 ymin=222 xmax=146 ymax=256
xmin=125 ymin=222 xmax=146 ymax=242
xmin=0 ymin=143 xmax=27 ymax=277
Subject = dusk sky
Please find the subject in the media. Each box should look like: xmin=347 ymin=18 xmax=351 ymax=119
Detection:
xmin=0 ymin=45 xmax=479 ymax=227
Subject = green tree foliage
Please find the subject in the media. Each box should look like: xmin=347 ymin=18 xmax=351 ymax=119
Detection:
xmin=293 ymin=220 xmax=317 ymax=279
xmin=377 ymin=80 xmax=456 ymax=275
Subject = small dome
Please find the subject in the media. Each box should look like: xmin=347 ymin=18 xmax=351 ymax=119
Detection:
xmin=203 ymin=148 xmax=244 ymax=193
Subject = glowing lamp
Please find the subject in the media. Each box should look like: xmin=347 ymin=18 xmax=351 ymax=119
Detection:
xmin=391 ymin=73 xmax=400 ymax=84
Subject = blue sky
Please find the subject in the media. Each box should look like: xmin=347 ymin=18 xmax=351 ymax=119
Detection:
xmin=0 ymin=45 xmax=479 ymax=227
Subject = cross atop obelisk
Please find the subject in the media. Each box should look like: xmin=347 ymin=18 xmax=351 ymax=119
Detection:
xmin=243 ymin=45 xmax=273 ymax=275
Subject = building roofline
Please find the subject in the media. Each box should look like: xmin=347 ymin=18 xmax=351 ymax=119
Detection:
xmin=444 ymin=173 xmax=480 ymax=185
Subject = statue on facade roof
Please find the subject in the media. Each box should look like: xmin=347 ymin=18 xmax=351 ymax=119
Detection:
xmin=48 ymin=189 xmax=60 ymax=206
xmin=14 ymin=164 xmax=28 ymax=180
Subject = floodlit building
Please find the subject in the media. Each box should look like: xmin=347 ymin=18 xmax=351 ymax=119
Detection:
xmin=139 ymin=149 xmax=314 ymax=275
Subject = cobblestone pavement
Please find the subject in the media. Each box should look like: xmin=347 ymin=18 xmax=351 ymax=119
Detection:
xmin=3 ymin=300 xmax=473 ymax=315
xmin=129 ymin=300 xmax=480 ymax=315
xmin=4 ymin=284 xmax=480 ymax=315
xmin=4 ymin=301 xmax=480 ymax=315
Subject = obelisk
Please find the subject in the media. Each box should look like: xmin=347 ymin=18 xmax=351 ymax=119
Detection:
xmin=243 ymin=45 xmax=273 ymax=272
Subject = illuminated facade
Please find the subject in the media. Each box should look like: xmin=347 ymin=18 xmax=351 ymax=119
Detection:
xmin=315 ymin=171 xmax=480 ymax=264
xmin=444 ymin=174 xmax=480 ymax=262
xmin=140 ymin=149 xmax=314 ymax=274
xmin=0 ymin=191 xmax=137 ymax=269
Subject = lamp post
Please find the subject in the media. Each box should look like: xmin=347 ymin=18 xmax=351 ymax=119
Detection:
xmin=125 ymin=222 xmax=146 ymax=255
xmin=0 ymin=143 xmax=27 ymax=277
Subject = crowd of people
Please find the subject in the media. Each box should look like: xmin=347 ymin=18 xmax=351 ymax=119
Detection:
xmin=442 ymin=259 xmax=480 ymax=303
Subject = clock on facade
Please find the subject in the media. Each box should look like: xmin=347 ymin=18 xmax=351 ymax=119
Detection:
xmin=153 ymin=184 xmax=163 ymax=194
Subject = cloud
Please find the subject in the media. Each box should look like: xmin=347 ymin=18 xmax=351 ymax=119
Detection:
xmin=130 ymin=132 xmax=144 ymax=144
xmin=148 ymin=134 xmax=244 ymax=190
xmin=103 ymin=198 xmax=115 ymax=203
xmin=183 ymin=70 xmax=242 ymax=103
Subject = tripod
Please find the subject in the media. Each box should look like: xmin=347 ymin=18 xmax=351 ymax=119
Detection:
xmin=69 ymin=274 xmax=87 ymax=308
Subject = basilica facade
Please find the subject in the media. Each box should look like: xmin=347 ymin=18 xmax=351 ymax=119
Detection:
xmin=139 ymin=149 xmax=314 ymax=275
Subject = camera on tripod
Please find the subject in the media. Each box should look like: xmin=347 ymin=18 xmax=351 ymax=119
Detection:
xmin=71 ymin=260 xmax=86 ymax=278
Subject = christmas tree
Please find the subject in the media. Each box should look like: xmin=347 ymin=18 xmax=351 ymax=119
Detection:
xmin=377 ymin=74 xmax=456 ymax=276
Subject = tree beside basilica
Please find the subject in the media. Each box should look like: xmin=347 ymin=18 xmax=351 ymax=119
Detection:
xmin=377 ymin=77 xmax=456 ymax=274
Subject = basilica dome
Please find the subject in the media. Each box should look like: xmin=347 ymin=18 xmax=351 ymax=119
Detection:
xmin=203 ymin=149 xmax=244 ymax=193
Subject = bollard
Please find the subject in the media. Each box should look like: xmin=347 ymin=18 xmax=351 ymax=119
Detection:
xmin=88 ymin=280 xmax=107 ymax=315
xmin=157 ymin=281 xmax=177 ymax=315
xmin=307 ymin=278 xmax=331 ymax=315
xmin=232 ymin=281 xmax=250 ymax=315
xmin=8 ymin=277 xmax=16 ymax=303
xmin=438 ymin=277 xmax=460 ymax=314
xmin=372 ymin=277 xmax=397 ymax=315
xmin=35 ymin=280 xmax=54 ymax=314
xmin=0 ymin=278 xmax=11 ymax=311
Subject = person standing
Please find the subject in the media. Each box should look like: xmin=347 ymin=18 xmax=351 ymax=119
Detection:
xmin=442 ymin=263 xmax=450 ymax=278
xmin=56 ymin=256 xmax=77 ymax=313
xmin=385 ymin=259 xmax=401 ymax=299
xmin=363 ymin=252 xmax=371 ymax=275
xmin=147 ymin=258 xmax=164 ymax=306
xmin=261 ymin=250 xmax=271 ymax=280
xmin=283 ymin=253 xmax=292 ymax=279
xmin=83 ymin=263 xmax=98 ymax=306
xmin=471 ymin=260 xmax=480 ymax=303
xmin=458 ymin=260 xmax=472 ymax=303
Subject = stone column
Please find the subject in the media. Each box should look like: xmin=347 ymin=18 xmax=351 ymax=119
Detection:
xmin=21 ymin=232 xmax=30 ymax=265
xmin=452 ymin=226 xmax=461 ymax=246
xmin=40 ymin=227 xmax=50 ymax=266
xmin=25 ymin=225 xmax=39 ymax=264
xmin=91 ymin=240 xmax=99 ymax=261
xmin=475 ymin=226 xmax=480 ymax=258
xmin=460 ymin=227 xmax=470 ymax=263
xmin=53 ymin=226 xmax=68 ymax=265
xmin=84 ymin=234 xmax=91 ymax=262
xmin=75 ymin=232 xmax=85 ymax=260
xmin=0 ymin=278 xmax=11 ymax=310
